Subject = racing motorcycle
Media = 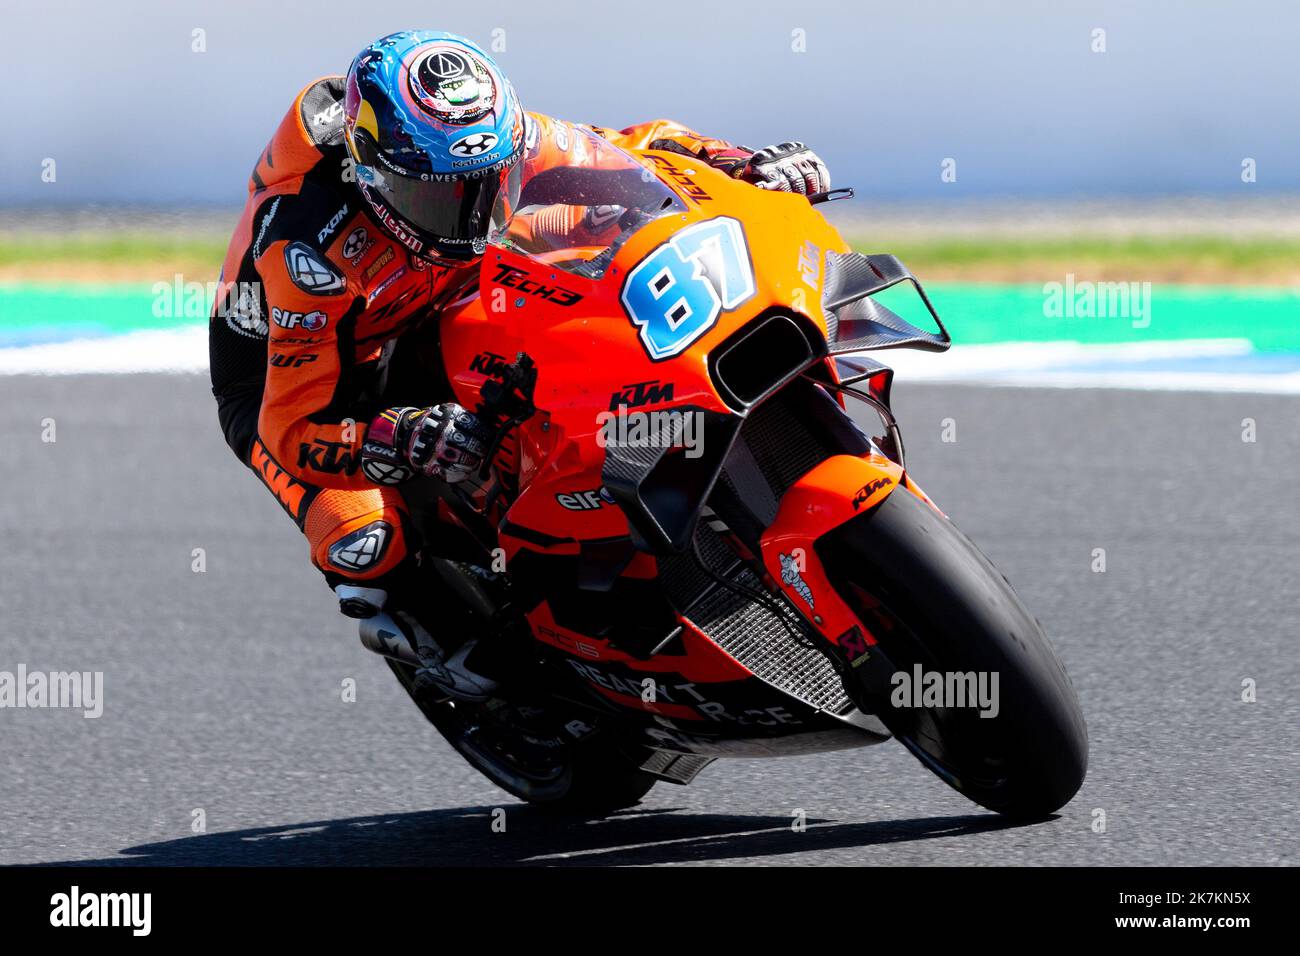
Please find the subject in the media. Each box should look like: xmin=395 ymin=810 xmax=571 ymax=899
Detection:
xmin=364 ymin=127 xmax=1088 ymax=818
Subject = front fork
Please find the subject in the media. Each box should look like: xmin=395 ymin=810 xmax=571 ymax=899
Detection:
xmin=757 ymin=453 xmax=938 ymax=663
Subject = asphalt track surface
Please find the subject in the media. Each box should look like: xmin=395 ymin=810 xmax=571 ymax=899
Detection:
xmin=0 ymin=373 xmax=1295 ymax=866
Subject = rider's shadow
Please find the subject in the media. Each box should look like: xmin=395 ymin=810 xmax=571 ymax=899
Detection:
xmin=40 ymin=807 xmax=1038 ymax=866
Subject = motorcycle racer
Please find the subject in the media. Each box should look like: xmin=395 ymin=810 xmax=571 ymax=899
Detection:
xmin=207 ymin=30 xmax=832 ymax=700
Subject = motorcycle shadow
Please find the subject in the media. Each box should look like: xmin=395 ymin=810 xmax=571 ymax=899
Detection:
xmin=40 ymin=806 xmax=1042 ymax=866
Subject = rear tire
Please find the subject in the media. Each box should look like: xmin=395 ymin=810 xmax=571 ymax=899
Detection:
xmin=816 ymin=488 xmax=1088 ymax=817
xmin=385 ymin=658 xmax=656 ymax=813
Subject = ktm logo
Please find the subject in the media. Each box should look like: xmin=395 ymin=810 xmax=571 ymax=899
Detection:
xmin=250 ymin=440 xmax=309 ymax=523
xmin=469 ymin=350 xmax=509 ymax=378
xmin=852 ymin=477 xmax=892 ymax=510
xmin=609 ymin=379 xmax=674 ymax=411
xmin=298 ymin=438 xmax=360 ymax=475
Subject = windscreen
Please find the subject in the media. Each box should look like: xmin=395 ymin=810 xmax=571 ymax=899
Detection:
xmin=488 ymin=126 xmax=687 ymax=280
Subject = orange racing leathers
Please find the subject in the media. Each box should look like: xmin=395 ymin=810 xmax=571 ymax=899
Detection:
xmin=208 ymin=76 xmax=747 ymax=586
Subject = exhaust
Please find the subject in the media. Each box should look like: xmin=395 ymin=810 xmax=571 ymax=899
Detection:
xmin=358 ymin=613 xmax=422 ymax=667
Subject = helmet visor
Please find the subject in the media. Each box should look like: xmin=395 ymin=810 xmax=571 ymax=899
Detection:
xmin=359 ymin=155 xmax=517 ymax=256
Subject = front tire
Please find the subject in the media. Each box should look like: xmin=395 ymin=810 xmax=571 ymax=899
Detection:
xmin=815 ymin=487 xmax=1088 ymax=817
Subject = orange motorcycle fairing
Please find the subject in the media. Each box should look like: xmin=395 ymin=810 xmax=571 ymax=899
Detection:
xmin=758 ymin=454 xmax=925 ymax=659
xmin=420 ymin=128 xmax=946 ymax=747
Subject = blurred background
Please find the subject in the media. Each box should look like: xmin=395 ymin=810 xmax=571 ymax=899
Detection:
xmin=2 ymin=0 xmax=1298 ymax=383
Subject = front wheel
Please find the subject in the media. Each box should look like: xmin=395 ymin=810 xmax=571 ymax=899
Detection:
xmin=815 ymin=487 xmax=1088 ymax=817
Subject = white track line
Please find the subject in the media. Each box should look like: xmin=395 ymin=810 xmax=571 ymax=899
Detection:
xmin=0 ymin=327 xmax=208 ymax=375
xmin=3 ymin=330 xmax=1298 ymax=394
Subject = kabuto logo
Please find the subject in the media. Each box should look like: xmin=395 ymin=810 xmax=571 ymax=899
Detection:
xmin=284 ymin=242 xmax=346 ymax=295
xmin=341 ymin=226 xmax=370 ymax=261
xmin=468 ymin=350 xmax=510 ymax=378
xmin=449 ymin=131 xmax=499 ymax=157
xmin=609 ymin=379 xmax=674 ymax=411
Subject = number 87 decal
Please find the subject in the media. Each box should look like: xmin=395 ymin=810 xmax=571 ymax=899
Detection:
xmin=620 ymin=217 xmax=755 ymax=360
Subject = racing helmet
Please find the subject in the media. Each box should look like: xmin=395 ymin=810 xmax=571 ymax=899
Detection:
xmin=343 ymin=31 xmax=525 ymax=263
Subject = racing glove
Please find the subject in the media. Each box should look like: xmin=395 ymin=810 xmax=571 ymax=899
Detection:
xmin=731 ymin=142 xmax=831 ymax=195
xmin=361 ymin=404 xmax=491 ymax=485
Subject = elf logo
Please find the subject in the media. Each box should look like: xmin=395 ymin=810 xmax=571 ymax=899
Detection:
xmin=556 ymin=487 xmax=616 ymax=511
xmin=271 ymin=307 xmax=328 ymax=331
